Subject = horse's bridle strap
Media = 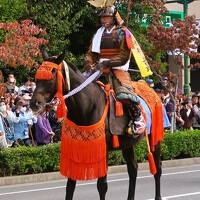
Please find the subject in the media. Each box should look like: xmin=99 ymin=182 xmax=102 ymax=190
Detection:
xmin=63 ymin=70 xmax=102 ymax=99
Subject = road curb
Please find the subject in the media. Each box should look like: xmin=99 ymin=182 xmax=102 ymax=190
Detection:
xmin=0 ymin=157 xmax=200 ymax=186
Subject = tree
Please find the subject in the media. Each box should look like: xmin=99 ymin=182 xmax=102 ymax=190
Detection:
xmin=0 ymin=0 xmax=27 ymax=43
xmin=0 ymin=0 xmax=27 ymax=22
xmin=147 ymin=16 xmax=200 ymax=68
xmin=0 ymin=19 xmax=48 ymax=68
xmin=26 ymin=0 xmax=98 ymax=59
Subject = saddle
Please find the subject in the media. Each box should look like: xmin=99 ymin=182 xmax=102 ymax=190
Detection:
xmin=109 ymin=93 xmax=129 ymax=135
xmin=100 ymin=71 xmax=164 ymax=148
xmin=100 ymin=69 xmax=138 ymax=136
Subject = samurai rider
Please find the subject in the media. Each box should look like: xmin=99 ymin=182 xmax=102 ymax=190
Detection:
xmin=84 ymin=6 xmax=146 ymax=135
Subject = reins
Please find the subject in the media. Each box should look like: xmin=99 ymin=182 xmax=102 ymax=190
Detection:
xmin=35 ymin=61 xmax=106 ymax=117
xmin=63 ymin=70 xmax=102 ymax=99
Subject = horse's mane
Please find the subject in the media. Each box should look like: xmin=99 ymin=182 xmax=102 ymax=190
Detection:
xmin=63 ymin=60 xmax=104 ymax=94
xmin=63 ymin=60 xmax=86 ymax=80
xmin=65 ymin=61 xmax=79 ymax=72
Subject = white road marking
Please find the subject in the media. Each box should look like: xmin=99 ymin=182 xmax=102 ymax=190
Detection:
xmin=0 ymin=169 xmax=200 ymax=196
xmin=147 ymin=191 xmax=200 ymax=200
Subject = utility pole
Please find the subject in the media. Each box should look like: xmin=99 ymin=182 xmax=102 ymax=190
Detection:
xmin=183 ymin=0 xmax=190 ymax=96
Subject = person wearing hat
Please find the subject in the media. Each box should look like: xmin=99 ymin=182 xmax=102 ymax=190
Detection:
xmin=84 ymin=5 xmax=144 ymax=134
xmin=146 ymin=78 xmax=154 ymax=88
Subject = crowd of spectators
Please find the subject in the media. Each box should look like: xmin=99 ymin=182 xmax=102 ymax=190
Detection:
xmin=147 ymin=78 xmax=200 ymax=131
xmin=1 ymin=71 xmax=200 ymax=148
xmin=0 ymin=72 xmax=61 ymax=148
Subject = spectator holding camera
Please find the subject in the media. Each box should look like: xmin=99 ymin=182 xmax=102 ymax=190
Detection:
xmin=174 ymin=99 xmax=184 ymax=130
xmin=4 ymin=90 xmax=17 ymax=110
xmin=13 ymin=100 xmax=36 ymax=146
xmin=48 ymin=103 xmax=62 ymax=142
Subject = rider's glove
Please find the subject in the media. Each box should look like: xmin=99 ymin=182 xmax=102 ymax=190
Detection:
xmin=96 ymin=62 xmax=104 ymax=70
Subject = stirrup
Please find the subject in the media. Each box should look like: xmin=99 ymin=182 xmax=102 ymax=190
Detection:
xmin=127 ymin=115 xmax=146 ymax=135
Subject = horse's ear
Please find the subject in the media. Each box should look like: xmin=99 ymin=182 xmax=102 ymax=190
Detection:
xmin=39 ymin=45 xmax=49 ymax=61
xmin=55 ymin=53 xmax=64 ymax=65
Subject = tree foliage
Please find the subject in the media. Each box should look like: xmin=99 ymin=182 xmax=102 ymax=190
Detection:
xmin=0 ymin=0 xmax=27 ymax=22
xmin=147 ymin=16 xmax=200 ymax=67
xmin=0 ymin=19 xmax=48 ymax=68
xmin=0 ymin=0 xmax=27 ymax=42
xmin=148 ymin=16 xmax=199 ymax=55
xmin=0 ymin=0 xmax=199 ymax=73
xmin=26 ymin=0 xmax=98 ymax=57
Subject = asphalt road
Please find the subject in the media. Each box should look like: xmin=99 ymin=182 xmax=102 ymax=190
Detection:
xmin=0 ymin=164 xmax=200 ymax=200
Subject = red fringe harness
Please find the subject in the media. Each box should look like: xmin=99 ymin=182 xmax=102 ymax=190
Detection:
xmin=132 ymin=81 xmax=164 ymax=151
xmin=60 ymin=98 xmax=109 ymax=180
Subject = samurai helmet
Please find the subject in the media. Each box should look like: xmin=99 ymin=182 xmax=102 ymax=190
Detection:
xmin=98 ymin=6 xmax=116 ymax=17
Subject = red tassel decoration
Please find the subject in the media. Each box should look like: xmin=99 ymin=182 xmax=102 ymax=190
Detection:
xmin=145 ymin=130 xmax=157 ymax=175
xmin=112 ymin=135 xmax=120 ymax=148
xmin=115 ymin=101 xmax=123 ymax=117
xmin=148 ymin=152 xmax=157 ymax=175
xmin=35 ymin=61 xmax=67 ymax=118
xmin=55 ymin=65 xmax=67 ymax=118
xmin=57 ymin=96 xmax=66 ymax=119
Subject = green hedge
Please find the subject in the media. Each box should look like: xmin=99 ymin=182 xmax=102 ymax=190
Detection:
xmin=0 ymin=130 xmax=200 ymax=177
xmin=0 ymin=144 xmax=60 ymax=176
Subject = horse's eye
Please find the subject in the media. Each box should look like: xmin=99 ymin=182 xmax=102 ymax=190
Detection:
xmin=52 ymin=69 xmax=57 ymax=74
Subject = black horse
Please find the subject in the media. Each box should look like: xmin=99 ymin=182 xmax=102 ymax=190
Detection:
xmin=30 ymin=55 xmax=163 ymax=200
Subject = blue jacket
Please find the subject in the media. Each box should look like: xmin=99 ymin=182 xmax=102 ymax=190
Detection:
xmin=13 ymin=111 xmax=34 ymax=140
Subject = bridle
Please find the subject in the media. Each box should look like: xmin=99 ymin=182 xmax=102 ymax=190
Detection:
xmin=35 ymin=60 xmax=102 ymax=114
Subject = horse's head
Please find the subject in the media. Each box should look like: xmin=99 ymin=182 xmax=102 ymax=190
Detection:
xmin=30 ymin=52 xmax=65 ymax=113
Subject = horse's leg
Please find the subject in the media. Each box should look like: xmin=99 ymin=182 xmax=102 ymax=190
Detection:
xmin=153 ymin=142 xmax=162 ymax=200
xmin=65 ymin=178 xmax=76 ymax=200
xmin=97 ymin=176 xmax=108 ymax=200
xmin=122 ymin=146 xmax=138 ymax=200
